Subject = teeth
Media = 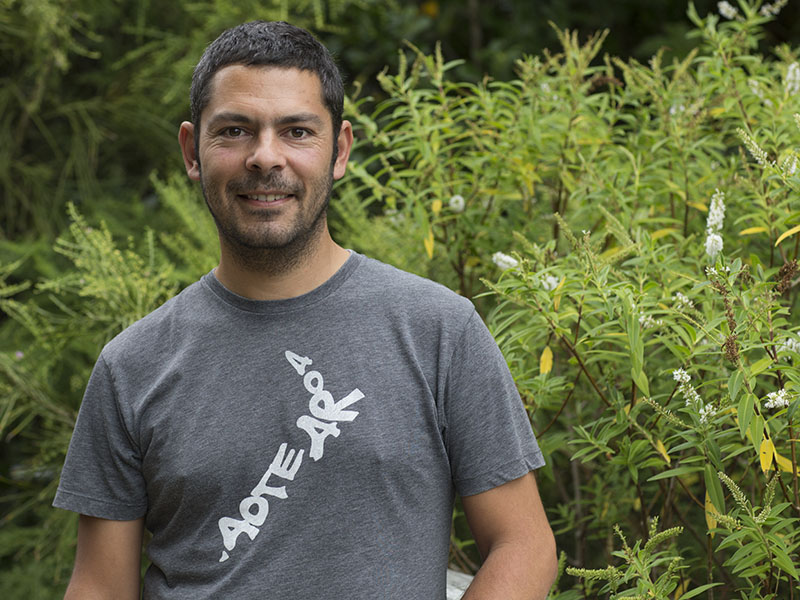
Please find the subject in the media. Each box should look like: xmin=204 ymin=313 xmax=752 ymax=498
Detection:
xmin=245 ymin=194 xmax=287 ymax=202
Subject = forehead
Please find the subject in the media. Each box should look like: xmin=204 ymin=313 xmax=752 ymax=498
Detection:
xmin=203 ymin=65 xmax=329 ymax=125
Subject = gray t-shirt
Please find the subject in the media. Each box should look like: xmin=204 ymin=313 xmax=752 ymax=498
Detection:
xmin=54 ymin=252 xmax=543 ymax=599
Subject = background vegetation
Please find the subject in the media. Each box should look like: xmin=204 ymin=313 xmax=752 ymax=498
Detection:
xmin=2 ymin=0 xmax=800 ymax=598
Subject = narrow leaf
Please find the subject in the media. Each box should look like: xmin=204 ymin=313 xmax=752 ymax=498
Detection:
xmin=539 ymin=346 xmax=553 ymax=375
xmin=631 ymin=368 xmax=650 ymax=397
xmin=774 ymin=450 xmax=800 ymax=475
xmin=704 ymin=464 xmax=725 ymax=514
xmin=553 ymin=277 xmax=565 ymax=311
xmin=759 ymin=437 xmax=775 ymax=473
xmin=775 ymin=223 xmax=800 ymax=246
xmin=728 ymin=370 xmax=743 ymax=403
xmin=749 ymin=356 xmax=772 ymax=377
xmin=738 ymin=226 xmax=768 ymax=236
xmin=737 ymin=393 xmax=754 ymax=439
xmin=648 ymin=465 xmax=702 ymax=481
xmin=688 ymin=201 xmax=707 ymax=212
xmin=704 ymin=492 xmax=717 ymax=536
xmin=423 ymin=229 xmax=434 ymax=259
xmin=651 ymin=228 xmax=678 ymax=240
xmin=656 ymin=439 xmax=671 ymax=464
xmin=678 ymin=583 xmax=722 ymax=599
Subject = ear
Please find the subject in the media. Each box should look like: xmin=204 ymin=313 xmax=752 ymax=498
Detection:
xmin=179 ymin=121 xmax=201 ymax=181
xmin=332 ymin=120 xmax=354 ymax=181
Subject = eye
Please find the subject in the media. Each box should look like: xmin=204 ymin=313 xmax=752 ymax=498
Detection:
xmin=223 ymin=127 xmax=245 ymax=137
xmin=288 ymin=128 xmax=309 ymax=139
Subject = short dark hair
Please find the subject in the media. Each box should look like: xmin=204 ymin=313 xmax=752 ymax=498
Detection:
xmin=190 ymin=21 xmax=344 ymax=137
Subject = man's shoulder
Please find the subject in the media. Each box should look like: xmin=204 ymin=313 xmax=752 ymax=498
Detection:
xmin=101 ymin=276 xmax=208 ymax=363
xmin=354 ymin=255 xmax=473 ymax=314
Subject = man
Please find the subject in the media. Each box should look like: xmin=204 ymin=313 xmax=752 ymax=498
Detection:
xmin=54 ymin=21 xmax=557 ymax=599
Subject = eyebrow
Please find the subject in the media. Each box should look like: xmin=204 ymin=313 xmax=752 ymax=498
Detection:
xmin=205 ymin=112 xmax=253 ymax=129
xmin=275 ymin=113 xmax=325 ymax=128
xmin=205 ymin=111 xmax=325 ymax=130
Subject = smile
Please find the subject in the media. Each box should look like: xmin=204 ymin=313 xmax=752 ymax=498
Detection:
xmin=242 ymin=193 xmax=293 ymax=203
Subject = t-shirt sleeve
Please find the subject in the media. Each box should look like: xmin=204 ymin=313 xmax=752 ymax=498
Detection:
xmin=52 ymin=354 xmax=148 ymax=520
xmin=443 ymin=310 xmax=544 ymax=497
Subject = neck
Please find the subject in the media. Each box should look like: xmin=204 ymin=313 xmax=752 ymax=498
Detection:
xmin=214 ymin=230 xmax=350 ymax=300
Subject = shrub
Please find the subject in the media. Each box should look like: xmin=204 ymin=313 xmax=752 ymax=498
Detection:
xmin=332 ymin=1 xmax=800 ymax=596
xmin=2 ymin=0 xmax=800 ymax=597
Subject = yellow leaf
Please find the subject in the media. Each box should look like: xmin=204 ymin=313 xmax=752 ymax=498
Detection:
xmin=651 ymin=228 xmax=678 ymax=241
xmin=423 ymin=229 xmax=434 ymax=259
xmin=739 ymin=226 xmax=768 ymax=236
xmin=775 ymin=224 xmax=800 ymax=247
xmin=420 ymin=0 xmax=439 ymax=18
xmin=465 ymin=256 xmax=481 ymax=268
xmin=688 ymin=201 xmax=707 ymax=212
xmin=705 ymin=492 xmax=717 ymax=536
xmin=599 ymin=245 xmax=621 ymax=260
xmin=760 ymin=437 xmax=775 ymax=473
xmin=539 ymin=346 xmax=553 ymax=375
xmin=655 ymin=439 xmax=671 ymax=464
xmin=709 ymin=107 xmax=726 ymax=117
xmin=431 ymin=199 xmax=442 ymax=216
xmin=774 ymin=450 xmax=800 ymax=475
xmin=553 ymin=277 xmax=565 ymax=311
xmin=673 ymin=580 xmax=687 ymax=600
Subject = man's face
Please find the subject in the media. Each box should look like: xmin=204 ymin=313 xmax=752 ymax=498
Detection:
xmin=180 ymin=65 xmax=351 ymax=254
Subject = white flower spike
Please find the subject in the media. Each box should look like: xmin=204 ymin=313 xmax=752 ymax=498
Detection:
xmin=718 ymin=1 xmax=738 ymax=19
xmin=541 ymin=275 xmax=560 ymax=291
xmin=764 ymin=389 xmax=790 ymax=410
xmin=448 ymin=194 xmax=465 ymax=213
xmin=705 ymin=233 xmax=723 ymax=258
xmin=492 ymin=252 xmax=518 ymax=270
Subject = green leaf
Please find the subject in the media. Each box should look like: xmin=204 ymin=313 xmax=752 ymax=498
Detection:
xmin=749 ymin=356 xmax=773 ymax=377
xmin=631 ymin=368 xmax=650 ymax=397
xmin=705 ymin=438 xmax=723 ymax=472
xmin=647 ymin=465 xmax=703 ymax=482
xmin=678 ymin=583 xmax=722 ymax=599
xmin=728 ymin=369 xmax=743 ymax=403
xmin=737 ymin=393 xmax=754 ymax=439
xmin=788 ymin=398 xmax=799 ymax=422
xmin=628 ymin=462 xmax=638 ymax=484
xmin=772 ymin=546 xmax=799 ymax=578
xmin=704 ymin=464 xmax=725 ymax=515
xmin=749 ymin=415 xmax=765 ymax=456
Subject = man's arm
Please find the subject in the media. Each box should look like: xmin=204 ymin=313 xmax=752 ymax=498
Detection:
xmin=460 ymin=472 xmax=557 ymax=600
xmin=64 ymin=515 xmax=144 ymax=600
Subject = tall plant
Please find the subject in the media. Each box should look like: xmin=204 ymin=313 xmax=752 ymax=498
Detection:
xmin=332 ymin=1 xmax=800 ymax=596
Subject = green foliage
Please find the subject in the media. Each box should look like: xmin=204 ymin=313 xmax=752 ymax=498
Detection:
xmin=329 ymin=1 xmax=800 ymax=596
xmin=336 ymin=27 xmax=613 ymax=304
xmin=0 ymin=177 xmax=211 ymax=595
xmin=0 ymin=0 xmax=389 ymax=240
xmin=3 ymin=0 xmax=800 ymax=596
xmin=564 ymin=519 xmax=702 ymax=599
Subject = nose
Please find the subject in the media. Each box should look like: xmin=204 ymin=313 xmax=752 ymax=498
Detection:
xmin=245 ymin=132 xmax=286 ymax=172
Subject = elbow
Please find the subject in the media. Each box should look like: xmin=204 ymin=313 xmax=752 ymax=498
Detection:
xmin=545 ymin=532 xmax=559 ymax=589
xmin=532 ymin=525 xmax=558 ymax=591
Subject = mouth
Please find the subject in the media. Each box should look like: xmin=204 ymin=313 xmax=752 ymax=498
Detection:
xmin=239 ymin=193 xmax=294 ymax=204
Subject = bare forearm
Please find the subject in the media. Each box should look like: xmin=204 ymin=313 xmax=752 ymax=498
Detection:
xmin=461 ymin=542 xmax=557 ymax=600
xmin=64 ymin=576 xmax=140 ymax=600
xmin=64 ymin=515 xmax=143 ymax=600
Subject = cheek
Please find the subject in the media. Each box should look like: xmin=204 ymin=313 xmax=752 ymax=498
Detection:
xmin=200 ymin=145 xmax=242 ymax=172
